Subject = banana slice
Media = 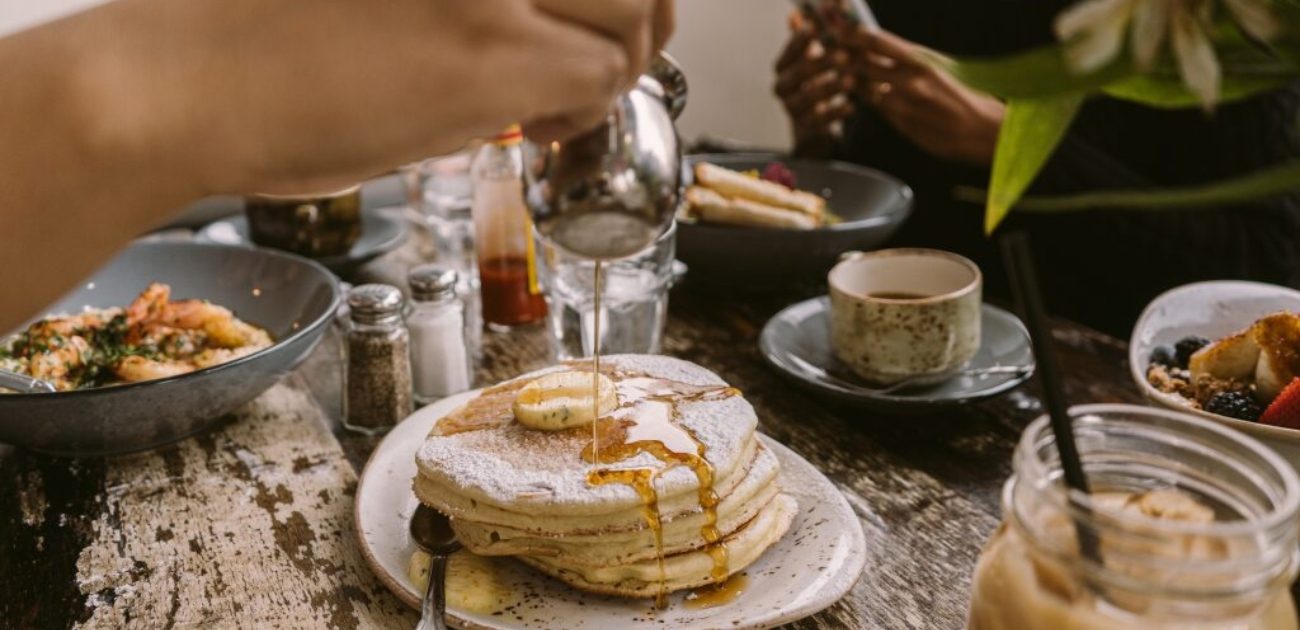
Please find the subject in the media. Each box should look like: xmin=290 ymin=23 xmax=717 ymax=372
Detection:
xmin=409 ymin=550 xmax=516 ymax=614
xmin=513 ymin=371 xmax=618 ymax=431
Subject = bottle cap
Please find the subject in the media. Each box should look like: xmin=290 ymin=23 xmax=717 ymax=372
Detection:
xmin=491 ymin=124 xmax=524 ymax=146
xmin=347 ymin=284 xmax=405 ymax=324
xmin=407 ymin=265 xmax=459 ymax=302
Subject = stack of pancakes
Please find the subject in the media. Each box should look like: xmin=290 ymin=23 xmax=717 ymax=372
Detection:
xmin=414 ymin=355 xmax=796 ymax=598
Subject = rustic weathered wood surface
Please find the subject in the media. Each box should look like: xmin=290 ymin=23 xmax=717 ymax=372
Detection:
xmin=0 ymin=233 xmax=1157 ymax=630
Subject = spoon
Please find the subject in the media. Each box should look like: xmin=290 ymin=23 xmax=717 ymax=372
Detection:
xmin=860 ymin=365 xmax=1033 ymax=395
xmin=410 ymin=504 xmax=462 ymax=630
xmin=0 ymin=368 xmax=56 ymax=394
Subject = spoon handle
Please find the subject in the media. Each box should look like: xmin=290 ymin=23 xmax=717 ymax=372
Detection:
xmin=417 ymin=552 xmax=450 ymax=630
xmin=0 ymin=368 xmax=56 ymax=394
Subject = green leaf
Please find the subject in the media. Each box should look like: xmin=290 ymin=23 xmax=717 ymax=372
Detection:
xmin=966 ymin=159 xmax=1300 ymax=213
xmin=1103 ymin=73 xmax=1292 ymax=107
xmin=984 ymin=95 xmax=1084 ymax=234
xmin=931 ymin=46 xmax=1133 ymax=100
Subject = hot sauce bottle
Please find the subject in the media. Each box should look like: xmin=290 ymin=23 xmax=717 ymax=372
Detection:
xmin=471 ymin=126 xmax=546 ymax=328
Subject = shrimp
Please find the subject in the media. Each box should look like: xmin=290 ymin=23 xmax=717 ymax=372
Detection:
xmin=113 ymin=355 xmax=195 ymax=383
xmin=24 ymin=310 xmax=113 ymax=344
xmin=156 ymin=300 xmax=270 ymax=349
xmin=126 ymin=283 xmax=170 ymax=327
xmin=27 ymin=334 xmax=91 ymax=391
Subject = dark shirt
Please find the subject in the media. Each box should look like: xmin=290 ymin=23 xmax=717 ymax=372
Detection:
xmin=832 ymin=1 xmax=1300 ymax=337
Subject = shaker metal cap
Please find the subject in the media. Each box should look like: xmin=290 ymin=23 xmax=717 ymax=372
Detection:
xmin=347 ymin=284 xmax=405 ymax=323
xmin=407 ymin=265 xmax=459 ymax=301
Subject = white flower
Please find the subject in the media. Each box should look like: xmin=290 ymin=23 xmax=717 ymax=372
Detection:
xmin=1054 ymin=0 xmax=1280 ymax=109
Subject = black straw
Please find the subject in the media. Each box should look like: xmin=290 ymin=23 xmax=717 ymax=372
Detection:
xmin=1001 ymin=231 xmax=1099 ymax=561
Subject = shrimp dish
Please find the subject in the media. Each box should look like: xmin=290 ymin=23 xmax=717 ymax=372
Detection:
xmin=0 ymin=283 xmax=272 ymax=392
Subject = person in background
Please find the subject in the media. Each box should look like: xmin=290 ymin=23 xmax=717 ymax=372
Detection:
xmin=0 ymin=0 xmax=673 ymax=331
xmin=774 ymin=4 xmax=1300 ymax=337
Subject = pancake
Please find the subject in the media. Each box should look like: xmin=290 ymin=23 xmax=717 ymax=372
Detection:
xmin=415 ymin=355 xmax=758 ymax=517
xmin=448 ymin=445 xmax=783 ymax=567
xmin=412 ymin=354 xmax=794 ymax=601
xmin=519 ymin=493 xmax=798 ymax=598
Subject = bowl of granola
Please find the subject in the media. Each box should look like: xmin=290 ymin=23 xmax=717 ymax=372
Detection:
xmin=1129 ymin=281 xmax=1300 ymax=465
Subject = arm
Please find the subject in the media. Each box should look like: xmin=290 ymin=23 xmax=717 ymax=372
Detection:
xmin=0 ymin=0 xmax=672 ymax=331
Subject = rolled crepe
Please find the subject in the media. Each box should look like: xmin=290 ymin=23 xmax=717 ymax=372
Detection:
xmin=686 ymin=187 xmax=819 ymax=230
xmin=694 ymin=162 xmax=825 ymax=220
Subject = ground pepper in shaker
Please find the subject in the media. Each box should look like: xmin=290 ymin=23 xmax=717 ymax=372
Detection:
xmin=343 ymin=284 xmax=413 ymax=433
xmin=407 ymin=265 xmax=473 ymax=405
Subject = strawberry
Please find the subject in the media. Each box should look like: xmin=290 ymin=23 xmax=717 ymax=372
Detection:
xmin=760 ymin=162 xmax=797 ymax=189
xmin=1260 ymin=378 xmax=1300 ymax=429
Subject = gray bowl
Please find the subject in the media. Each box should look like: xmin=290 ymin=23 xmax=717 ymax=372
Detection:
xmin=0 ymin=241 xmax=340 ymax=456
xmin=680 ymin=153 xmax=912 ymax=288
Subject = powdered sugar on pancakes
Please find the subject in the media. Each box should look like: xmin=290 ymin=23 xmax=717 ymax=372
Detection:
xmin=414 ymin=355 xmax=759 ymax=515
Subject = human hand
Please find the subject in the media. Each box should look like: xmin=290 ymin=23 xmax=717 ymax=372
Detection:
xmin=773 ymin=13 xmax=855 ymax=158
xmin=838 ymin=28 xmax=1004 ymax=166
xmin=90 ymin=0 xmax=673 ymax=195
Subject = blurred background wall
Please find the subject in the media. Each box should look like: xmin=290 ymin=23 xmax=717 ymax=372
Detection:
xmin=0 ymin=0 xmax=796 ymax=150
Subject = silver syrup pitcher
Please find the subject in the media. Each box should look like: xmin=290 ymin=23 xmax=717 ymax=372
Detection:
xmin=523 ymin=53 xmax=687 ymax=260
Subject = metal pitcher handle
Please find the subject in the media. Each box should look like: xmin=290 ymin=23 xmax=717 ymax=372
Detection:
xmin=641 ymin=52 xmax=688 ymax=121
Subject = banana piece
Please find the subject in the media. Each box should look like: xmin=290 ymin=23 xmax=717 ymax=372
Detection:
xmin=409 ymin=550 xmax=516 ymax=614
xmin=686 ymin=187 xmax=819 ymax=230
xmin=513 ymin=371 xmax=619 ymax=431
xmin=693 ymin=162 xmax=826 ymax=219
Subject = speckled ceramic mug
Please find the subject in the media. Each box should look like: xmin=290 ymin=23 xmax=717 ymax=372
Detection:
xmin=829 ymin=248 xmax=982 ymax=384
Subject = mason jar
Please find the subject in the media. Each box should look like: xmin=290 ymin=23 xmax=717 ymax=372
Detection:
xmin=968 ymin=404 xmax=1300 ymax=630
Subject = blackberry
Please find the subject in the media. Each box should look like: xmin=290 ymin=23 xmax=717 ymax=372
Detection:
xmin=1148 ymin=345 xmax=1177 ymax=369
xmin=1204 ymin=391 xmax=1263 ymax=422
xmin=1174 ymin=336 xmax=1210 ymax=368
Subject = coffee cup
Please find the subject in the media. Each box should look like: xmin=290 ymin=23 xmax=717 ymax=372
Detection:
xmin=828 ymin=248 xmax=982 ymax=384
xmin=245 ymin=185 xmax=362 ymax=257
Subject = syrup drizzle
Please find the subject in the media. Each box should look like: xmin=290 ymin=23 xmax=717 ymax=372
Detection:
xmin=582 ymin=374 xmax=741 ymax=608
xmin=591 ymin=260 xmax=602 ymax=466
xmin=684 ymin=572 xmax=749 ymax=609
xmin=432 ymin=355 xmax=744 ymax=609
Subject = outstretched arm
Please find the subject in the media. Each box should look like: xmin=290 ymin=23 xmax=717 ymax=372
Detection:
xmin=0 ymin=0 xmax=672 ymax=330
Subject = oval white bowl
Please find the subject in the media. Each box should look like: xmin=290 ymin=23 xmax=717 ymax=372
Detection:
xmin=1129 ymin=280 xmax=1300 ymax=467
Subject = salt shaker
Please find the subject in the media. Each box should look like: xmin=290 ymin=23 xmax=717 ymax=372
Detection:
xmin=407 ymin=265 xmax=473 ymax=405
xmin=343 ymin=284 xmax=413 ymax=434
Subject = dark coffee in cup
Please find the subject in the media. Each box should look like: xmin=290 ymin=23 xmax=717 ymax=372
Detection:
xmin=245 ymin=185 xmax=361 ymax=257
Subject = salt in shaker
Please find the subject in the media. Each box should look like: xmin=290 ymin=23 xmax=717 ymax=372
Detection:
xmin=407 ymin=265 xmax=473 ymax=405
xmin=343 ymin=284 xmax=413 ymax=434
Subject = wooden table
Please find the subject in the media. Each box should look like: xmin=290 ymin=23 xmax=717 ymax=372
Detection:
xmin=0 ymin=249 xmax=1147 ymax=629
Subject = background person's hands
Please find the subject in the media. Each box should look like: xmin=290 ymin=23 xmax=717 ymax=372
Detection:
xmin=838 ymin=28 xmax=1004 ymax=167
xmin=773 ymin=13 xmax=855 ymax=158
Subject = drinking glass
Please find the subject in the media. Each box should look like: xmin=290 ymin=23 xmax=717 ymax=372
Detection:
xmin=402 ymin=153 xmax=482 ymax=356
xmin=537 ymin=222 xmax=679 ymax=360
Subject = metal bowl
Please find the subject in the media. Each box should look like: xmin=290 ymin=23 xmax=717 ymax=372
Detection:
xmin=679 ymin=153 xmax=912 ymax=288
xmin=0 ymin=241 xmax=340 ymax=456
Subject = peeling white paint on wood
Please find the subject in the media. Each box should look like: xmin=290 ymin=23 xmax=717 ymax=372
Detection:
xmin=73 ymin=378 xmax=414 ymax=629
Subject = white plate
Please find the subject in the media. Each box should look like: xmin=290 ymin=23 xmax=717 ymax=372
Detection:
xmin=355 ymin=390 xmax=868 ymax=629
xmin=1129 ymin=280 xmax=1300 ymax=466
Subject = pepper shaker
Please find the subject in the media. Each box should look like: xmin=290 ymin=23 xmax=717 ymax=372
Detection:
xmin=407 ymin=265 xmax=473 ymax=405
xmin=343 ymin=284 xmax=413 ymax=434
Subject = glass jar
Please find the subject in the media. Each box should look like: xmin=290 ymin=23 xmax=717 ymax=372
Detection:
xmin=342 ymin=284 xmax=413 ymax=434
xmin=968 ymin=404 xmax=1300 ymax=630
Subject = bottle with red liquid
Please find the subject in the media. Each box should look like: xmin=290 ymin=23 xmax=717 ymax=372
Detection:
xmin=471 ymin=126 xmax=546 ymax=328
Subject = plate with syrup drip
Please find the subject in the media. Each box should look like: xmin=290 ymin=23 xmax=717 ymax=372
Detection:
xmin=355 ymin=387 xmax=868 ymax=629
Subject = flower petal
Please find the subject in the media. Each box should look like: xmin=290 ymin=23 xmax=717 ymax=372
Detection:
xmin=1171 ymin=2 xmax=1221 ymax=110
xmin=1056 ymin=0 xmax=1135 ymax=72
xmin=1130 ymin=0 xmax=1170 ymax=71
xmin=1224 ymin=0 xmax=1281 ymax=42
